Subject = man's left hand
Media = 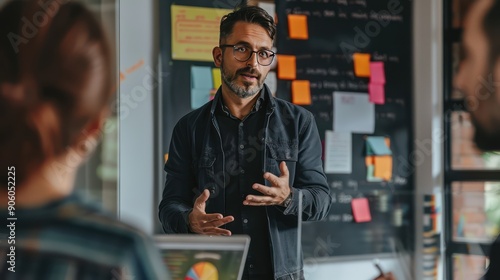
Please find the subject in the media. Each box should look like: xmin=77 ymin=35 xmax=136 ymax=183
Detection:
xmin=243 ymin=161 xmax=291 ymax=206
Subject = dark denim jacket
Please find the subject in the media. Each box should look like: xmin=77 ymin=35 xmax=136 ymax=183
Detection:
xmin=159 ymin=85 xmax=332 ymax=280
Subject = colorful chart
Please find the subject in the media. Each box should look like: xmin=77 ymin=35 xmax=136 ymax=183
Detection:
xmin=184 ymin=262 xmax=218 ymax=280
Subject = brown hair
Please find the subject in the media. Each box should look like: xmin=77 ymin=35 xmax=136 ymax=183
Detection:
xmin=219 ymin=5 xmax=276 ymax=44
xmin=0 ymin=0 xmax=113 ymax=186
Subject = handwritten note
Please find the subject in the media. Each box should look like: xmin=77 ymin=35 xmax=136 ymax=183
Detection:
xmin=171 ymin=5 xmax=231 ymax=61
xmin=333 ymin=92 xmax=375 ymax=133
xmin=288 ymin=14 xmax=309 ymax=40
xmin=277 ymin=55 xmax=297 ymax=80
xmin=353 ymin=53 xmax=371 ymax=77
xmin=352 ymin=198 xmax=372 ymax=223
xmin=292 ymin=80 xmax=311 ymax=105
xmin=324 ymin=131 xmax=352 ymax=174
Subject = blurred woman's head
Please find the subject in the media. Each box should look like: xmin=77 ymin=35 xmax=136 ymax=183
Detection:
xmin=0 ymin=0 xmax=113 ymax=187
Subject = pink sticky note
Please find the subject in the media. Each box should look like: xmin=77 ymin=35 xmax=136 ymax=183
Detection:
xmin=369 ymin=84 xmax=385 ymax=105
xmin=352 ymin=198 xmax=372 ymax=223
xmin=370 ymin=62 xmax=385 ymax=84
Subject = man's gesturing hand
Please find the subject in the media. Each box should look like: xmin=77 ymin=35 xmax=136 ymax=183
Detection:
xmin=243 ymin=161 xmax=291 ymax=206
xmin=188 ymin=189 xmax=234 ymax=236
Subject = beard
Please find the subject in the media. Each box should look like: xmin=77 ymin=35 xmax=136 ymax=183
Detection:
xmin=220 ymin=62 xmax=264 ymax=99
xmin=471 ymin=116 xmax=500 ymax=151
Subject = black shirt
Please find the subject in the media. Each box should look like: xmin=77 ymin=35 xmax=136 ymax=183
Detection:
xmin=215 ymin=91 xmax=274 ymax=279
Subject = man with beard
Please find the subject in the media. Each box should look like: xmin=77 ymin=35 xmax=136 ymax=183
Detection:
xmin=158 ymin=6 xmax=331 ymax=280
xmin=454 ymin=0 xmax=500 ymax=278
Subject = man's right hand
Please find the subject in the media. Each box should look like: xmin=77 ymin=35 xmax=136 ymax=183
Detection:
xmin=188 ymin=189 xmax=234 ymax=236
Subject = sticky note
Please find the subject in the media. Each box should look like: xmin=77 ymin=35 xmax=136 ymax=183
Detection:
xmin=370 ymin=62 xmax=386 ymax=84
xmin=191 ymin=66 xmax=212 ymax=89
xmin=292 ymin=80 xmax=311 ymax=105
xmin=352 ymin=198 xmax=372 ymax=223
xmin=212 ymin=68 xmax=222 ymax=89
xmin=366 ymin=136 xmax=392 ymax=155
xmin=374 ymin=155 xmax=392 ymax=181
xmin=365 ymin=156 xmax=374 ymax=166
xmin=367 ymin=164 xmax=383 ymax=182
xmin=277 ymin=55 xmax=296 ymax=80
xmin=369 ymin=84 xmax=385 ymax=104
xmin=333 ymin=92 xmax=375 ymax=133
xmin=353 ymin=53 xmax=371 ymax=77
xmin=288 ymin=14 xmax=308 ymax=40
xmin=191 ymin=88 xmax=210 ymax=109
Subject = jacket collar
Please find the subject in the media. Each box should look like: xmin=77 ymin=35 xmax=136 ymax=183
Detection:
xmin=210 ymin=84 xmax=276 ymax=117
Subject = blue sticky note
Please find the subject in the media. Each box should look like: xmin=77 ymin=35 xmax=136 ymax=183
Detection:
xmin=191 ymin=66 xmax=213 ymax=89
xmin=367 ymin=164 xmax=383 ymax=182
xmin=366 ymin=137 xmax=392 ymax=156
xmin=191 ymin=88 xmax=210 ymax=109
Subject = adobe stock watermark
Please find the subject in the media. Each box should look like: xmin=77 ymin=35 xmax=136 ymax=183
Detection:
xmin=43 ymin=65 xmax=168 ymax=186
xmin=340 ymin=0 xmax=408 ymax=62
xmin=7 ymin=0 xmax=70 ymax=53
xmin=463 ymin=73 xmax=500 ymax=112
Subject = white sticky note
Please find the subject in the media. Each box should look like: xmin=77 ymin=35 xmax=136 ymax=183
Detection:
xmin=324 ymin=131 xmax=352 ymax=174
xmin=333 ymin=92 xmax=375 ymax=133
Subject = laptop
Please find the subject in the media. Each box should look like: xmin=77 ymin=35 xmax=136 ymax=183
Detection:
xmin=154 ymin=234 xmax=250 ymax=280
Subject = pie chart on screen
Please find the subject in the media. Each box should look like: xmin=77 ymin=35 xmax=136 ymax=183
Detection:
xmin=184 ymin=262 xmax=218 ymax=280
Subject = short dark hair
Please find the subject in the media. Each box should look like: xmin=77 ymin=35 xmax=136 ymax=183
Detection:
xmin=483 ymin=0 xmax=500 ymax=72
xmin=219 ymin=5 xmax=276 ymax=44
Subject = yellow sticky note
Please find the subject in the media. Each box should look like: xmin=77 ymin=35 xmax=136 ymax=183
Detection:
xmin=288 ymin=14 xmax=308 ymax=40
xmin=212 ymin=68 xmax=221 ymax=89
xmin=277 ymin=55 xmax=296 ymax=80
xmin=292 ymin=80 xmax=311 ymax=105
xmin=353 ymin=53 xmax=371 ymax=77
xmin=374 ymin=155 xmax=392 ymax=181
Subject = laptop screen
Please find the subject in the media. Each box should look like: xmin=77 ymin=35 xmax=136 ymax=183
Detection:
xmin=154 ymin=234 xmax=250 ymax=280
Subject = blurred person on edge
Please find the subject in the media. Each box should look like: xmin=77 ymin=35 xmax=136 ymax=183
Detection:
xmin=158 ymin=5 xmax=332 ymax=280
xmin=454 ymin=0 xmax=500 ymax=279
xmin=0 ymin=0 xmax=169 ymax=279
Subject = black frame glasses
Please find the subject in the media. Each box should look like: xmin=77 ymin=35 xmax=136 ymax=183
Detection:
xmin=219 ymin=44 xmax=276 ymax=66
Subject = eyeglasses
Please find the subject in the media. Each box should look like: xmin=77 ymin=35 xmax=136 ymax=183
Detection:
xmin=219 ymin=44 xmax=275 ymax=66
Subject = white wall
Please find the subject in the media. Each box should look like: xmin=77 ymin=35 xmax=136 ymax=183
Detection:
xmin=118 ymin=0 xmax=160 ymax=234
xmin=413 ymin=0 xmax=444 ymax=279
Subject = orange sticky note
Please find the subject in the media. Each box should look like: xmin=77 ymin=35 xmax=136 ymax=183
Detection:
xmin=374 ymin=155 xmax=392 ymax=181
xmin=352 ymin=198 xmax=372 ymax=223
xmin=353 ymin=53 xmax=371 ymax=77
xmin=288 ymin=14 xmax=308 ymax=40
xmin=365 ymin=156 xmax=374 ymax=166
xmin=292 ymin=80 xmax=311 ymax=105
xmin=277 ymin=55 xmax=296 ymax=80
